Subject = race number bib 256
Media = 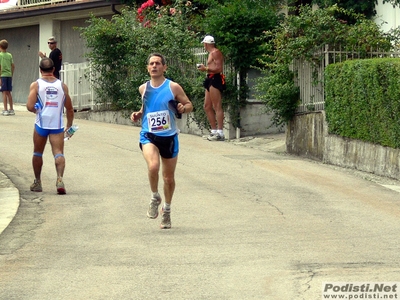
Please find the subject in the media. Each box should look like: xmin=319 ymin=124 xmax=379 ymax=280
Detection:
xmin=147 ymin=110 xmax=171 ymax=133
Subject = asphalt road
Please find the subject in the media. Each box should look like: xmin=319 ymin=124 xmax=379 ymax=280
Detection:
xmin=0 ymin=107 xmax=400 ymax=300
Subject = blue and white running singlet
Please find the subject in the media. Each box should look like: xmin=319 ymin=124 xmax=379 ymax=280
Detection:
xmin=141 ymin=79 xmax=178 ymax=137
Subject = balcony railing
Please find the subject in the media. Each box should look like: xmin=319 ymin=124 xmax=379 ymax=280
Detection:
xmin=0 ymin=0 xmax=84 ymax=12
xmin=18 ymin=0 xmax=71 ymax=7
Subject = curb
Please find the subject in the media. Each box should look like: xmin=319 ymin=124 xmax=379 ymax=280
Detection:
xmin=0 ymin=171 xmax=20 ymax=235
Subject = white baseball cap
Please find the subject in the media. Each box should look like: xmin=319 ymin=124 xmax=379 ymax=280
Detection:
xmin=202 ymin=35 xmax=215 ymax=44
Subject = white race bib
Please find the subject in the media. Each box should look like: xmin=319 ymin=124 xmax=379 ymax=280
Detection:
xmin=147 ymin=110 xmax=171 ymax=133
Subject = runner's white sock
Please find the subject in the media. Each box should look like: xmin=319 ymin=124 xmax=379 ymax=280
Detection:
xmin=211 ymin=129 xmax=217 ymax=134
xmin=163 ymin=202 xmax=171 ymax=212
xmin=217 ymin=130 xmax=224 ymax=136
xmin=152 ymin=192 xmax=160 ymax=200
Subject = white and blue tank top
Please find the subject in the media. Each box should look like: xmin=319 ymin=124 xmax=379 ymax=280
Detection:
xmin=35 ymin=78 xmax=66 ymax=130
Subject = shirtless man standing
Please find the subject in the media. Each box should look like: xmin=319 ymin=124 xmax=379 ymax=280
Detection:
xmin=198 ymin=35 xmax=226 ymax=141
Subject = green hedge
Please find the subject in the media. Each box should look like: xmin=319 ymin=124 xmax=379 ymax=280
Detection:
xmin=325 ymin=58 xmax=400 ymax=149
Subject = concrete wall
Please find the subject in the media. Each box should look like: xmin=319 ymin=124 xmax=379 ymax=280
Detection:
xmin=286 ymin=112 xmax=400 ymax=181
xmin=324 ymin=135 xmax=400 ymax=179
xmin=286 ymin=112 xmax=325 ymax=161
xmin=239 ymin=102 xmax=285 ymax=136
xmin=74 ymin=102 xmax=285 ymax=140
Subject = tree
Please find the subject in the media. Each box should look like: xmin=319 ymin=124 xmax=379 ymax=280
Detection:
xmin=255 ymin=4 xmax=400 ymax=126
xmin=79 ymin=0 xmax=291 ymax=130
xmin=197 ymin=0 xmax=284 ymax=128
xmin=312 ymin=0 xmax=377 ymax=20
xmin=80 ymin=5 xmax=198 ymax=112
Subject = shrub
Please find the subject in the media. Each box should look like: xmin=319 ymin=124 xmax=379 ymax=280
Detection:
xmin=80 ymin=7 xmax=198 ymax=112
xmin=255 ymin=4 xmax=399 ymax=123
xmin=325 ymin=58 xmax=400 ymax=148
xmin=255 ymin=65 xmax=300 ymax=127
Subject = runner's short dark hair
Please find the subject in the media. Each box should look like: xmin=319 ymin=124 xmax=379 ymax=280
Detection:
xmin=147 ymin=53 xmax=166 ymax=65
xmin=40 ymin=57 xmax=55 ymax=72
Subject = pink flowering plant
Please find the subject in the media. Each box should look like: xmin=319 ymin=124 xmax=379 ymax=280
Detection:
xmin=80 ymin=1 xmax=201 ymax=112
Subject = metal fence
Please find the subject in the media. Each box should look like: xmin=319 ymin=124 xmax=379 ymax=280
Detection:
xmin=294 ymin=45 xmax=400 ymax=113
xmin=190 ymin=48 xmax=233 ymax=78
xmin=192 ymin=48 xmax=208 ymax=65
xmin=60 ymin=62 xmax=94 ymax=111
xmin=65 ymin=46 xmax=400 ymax=113
xmin=292 ymin=57 xmax=325 ymax=113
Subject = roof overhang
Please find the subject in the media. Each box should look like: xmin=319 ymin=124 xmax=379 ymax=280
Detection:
xmin=0 ymin=0 xmax=122 ymax=21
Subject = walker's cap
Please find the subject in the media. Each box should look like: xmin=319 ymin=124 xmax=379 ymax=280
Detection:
xmin=202 ymin=35 xmax=215 ymax=44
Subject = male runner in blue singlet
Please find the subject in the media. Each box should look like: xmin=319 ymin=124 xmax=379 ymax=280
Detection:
xmin=131 ymin=53 xmax=193 ymax=229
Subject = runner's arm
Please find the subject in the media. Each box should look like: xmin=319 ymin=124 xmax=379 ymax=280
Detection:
xmin=62 ymin=83 xmax=74 ymax=128
xmin=171 ymin=82 xmax=193 ymax=114
xmin=26 ymin=82 xmax=39 ymax=113
xmin=131 ymin=84 xmax=145 ymax=122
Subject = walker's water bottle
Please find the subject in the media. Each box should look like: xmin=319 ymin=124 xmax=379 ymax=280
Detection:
xmin=34 ymin=102 xmax=42 ymax=114
xmin=64 ymin=124 xmax=78 ymax=141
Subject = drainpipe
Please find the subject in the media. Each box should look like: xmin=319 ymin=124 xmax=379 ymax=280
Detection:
xmin=236 ymin=71 xmax=241 ymax=139
xmin=112 ymin=4 xmax=121 ymax=14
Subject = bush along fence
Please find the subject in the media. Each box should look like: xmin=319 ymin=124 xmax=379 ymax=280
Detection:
xmin=293 ymin=44 xmax=400 ymax=114
xmin=324 ymin=57 xmax=400 ymax=149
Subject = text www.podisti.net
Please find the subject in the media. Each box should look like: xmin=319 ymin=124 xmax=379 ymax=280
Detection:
xmin=322 ymin=282 xmax=399 ymax=299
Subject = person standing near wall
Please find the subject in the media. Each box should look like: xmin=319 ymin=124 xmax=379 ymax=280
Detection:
xmin=38 ymin=37 xmax=62 ymax=79
xmin=130 ymin=53 xmax=193 ymax=229
xmin=26 ymin=57 xmax=74 ymax=194
xmin=197 ymin=35 xmax=226 ymax=141
xmin=0 ymin=39 xmax=15 ymax=116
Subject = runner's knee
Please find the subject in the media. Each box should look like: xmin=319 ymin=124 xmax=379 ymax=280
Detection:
xmin=54 ymin=153 xmax=64 ymax=159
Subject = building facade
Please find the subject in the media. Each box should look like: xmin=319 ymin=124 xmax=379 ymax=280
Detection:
xmin=0 ymin=0 xmax=121 ymax=103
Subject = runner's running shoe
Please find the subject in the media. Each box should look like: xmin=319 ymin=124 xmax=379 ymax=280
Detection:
xmin=30 ymin=179 xmax=42 ymax=192
xmin=147 ymin=195 xmax=161 ymax=219
xmin=56 ymin=179 xmax=66 ymax=194
xmin=160 ymin=208 xmax=171 ymax=229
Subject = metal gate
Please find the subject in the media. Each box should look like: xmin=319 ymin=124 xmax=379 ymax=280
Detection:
xmin=60 ymin=62 xmax=94 ymax=111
